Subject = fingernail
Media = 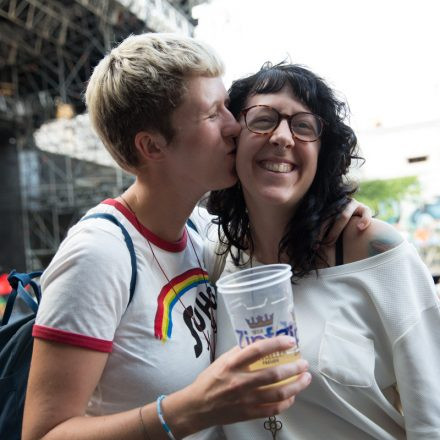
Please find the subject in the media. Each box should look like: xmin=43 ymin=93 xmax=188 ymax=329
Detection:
xmin=287 ymin=336 xmax=298 ymax=346
xmin=305 ymin=372 xmax=312 ymax=384
xmin=358 ymin=222 xmax=365 ymax=229
xmin=298 ymin=359 xmax=309 ymax=370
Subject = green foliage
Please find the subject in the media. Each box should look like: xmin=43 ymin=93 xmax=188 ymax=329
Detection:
xmin=356 ymin=176 xmax=421 ymax=222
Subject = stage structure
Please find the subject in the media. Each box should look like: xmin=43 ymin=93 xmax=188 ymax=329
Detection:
xmin=0 ymin=0 xmax=204 ymax=271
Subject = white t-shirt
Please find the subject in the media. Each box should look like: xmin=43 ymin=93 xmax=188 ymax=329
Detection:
xmin=209 ymin=241 xmax=440 ymax=440
xmin=34 ymin=200 xmax=223 ymax=440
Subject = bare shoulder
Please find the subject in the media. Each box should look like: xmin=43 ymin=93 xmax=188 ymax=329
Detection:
xmin=343 ymin=217 xmax=404 ymax=263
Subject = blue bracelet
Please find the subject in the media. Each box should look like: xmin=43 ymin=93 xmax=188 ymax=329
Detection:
xmin=156 ymin=395 xmax=177 ymax=440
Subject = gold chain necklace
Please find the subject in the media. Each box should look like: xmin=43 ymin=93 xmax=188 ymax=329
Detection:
xmin=119 ymin=195 xmax=216 ymax=362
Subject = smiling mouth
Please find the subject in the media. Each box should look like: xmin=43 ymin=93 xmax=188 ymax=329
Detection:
xmin=260 ymin=161 xmax=295 ymax=173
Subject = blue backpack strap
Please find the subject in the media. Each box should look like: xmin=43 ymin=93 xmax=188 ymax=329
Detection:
xmin=82 ymin=213 xmax=137 ymax=307
xmin=186 ymin=218 xmax=198 ymax=234
xmin=83 ymin=214 xmax=193 ymax=302
xmin=1 ymin=271 xmax=42 ymax=326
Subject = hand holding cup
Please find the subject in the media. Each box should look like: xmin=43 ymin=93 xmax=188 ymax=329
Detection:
xmin=217 ymin=264 xmax=302 ymax=386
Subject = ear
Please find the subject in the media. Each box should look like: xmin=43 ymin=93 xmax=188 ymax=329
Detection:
xmin=134 ymin=131 xmax=167 ymax=162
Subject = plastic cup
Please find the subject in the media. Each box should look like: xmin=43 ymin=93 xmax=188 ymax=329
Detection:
xmin=216 ymin=264 xmax=300 ymax=384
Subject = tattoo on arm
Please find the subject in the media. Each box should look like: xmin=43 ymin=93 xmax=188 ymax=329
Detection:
xmin=368 ymin=235 xmax=402 ymax=256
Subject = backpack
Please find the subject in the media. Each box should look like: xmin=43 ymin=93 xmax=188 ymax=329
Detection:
xmin=0 ymin=213 xmax=137 ymax=440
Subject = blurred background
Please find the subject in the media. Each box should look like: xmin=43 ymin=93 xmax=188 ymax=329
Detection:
xmin=1 ymin=0 xmax=439 ymax=312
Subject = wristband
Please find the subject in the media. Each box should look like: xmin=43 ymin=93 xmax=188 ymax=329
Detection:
xmin=156 ymin=395 xmax=177 ymax=440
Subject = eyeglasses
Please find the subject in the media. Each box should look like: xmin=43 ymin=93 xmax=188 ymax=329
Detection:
xmin=241 ymin=105 xmax=325 ymax=142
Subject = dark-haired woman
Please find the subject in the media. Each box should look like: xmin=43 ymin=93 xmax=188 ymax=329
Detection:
xmin=207 ymin=63 xmax=440 ymax=439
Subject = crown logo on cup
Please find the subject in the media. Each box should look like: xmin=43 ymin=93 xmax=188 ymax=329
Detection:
xmin=245 ymin=313 xmax=274 ymax=329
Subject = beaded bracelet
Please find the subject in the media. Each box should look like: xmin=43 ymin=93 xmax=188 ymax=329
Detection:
xmin=156 ymin=394 xmax=177 ymax=440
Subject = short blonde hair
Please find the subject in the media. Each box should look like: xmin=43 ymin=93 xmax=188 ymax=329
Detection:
xmin=85 ymin=33 xmax=224 ymax=170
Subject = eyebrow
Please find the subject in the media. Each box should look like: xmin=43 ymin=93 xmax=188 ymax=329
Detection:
xmin=204 ymin=96 xmax=230 ymax=113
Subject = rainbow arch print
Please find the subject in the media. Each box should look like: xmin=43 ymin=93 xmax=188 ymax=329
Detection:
xmin=154 ymin=268 xmax=210 ymax=342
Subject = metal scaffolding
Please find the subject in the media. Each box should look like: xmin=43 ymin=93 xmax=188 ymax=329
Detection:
xmin=0 ymin=0 xmax=204 ymax=271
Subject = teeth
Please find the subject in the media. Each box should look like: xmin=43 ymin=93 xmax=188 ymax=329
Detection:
xmin=260 ymin=161 xmax=294 ymax=173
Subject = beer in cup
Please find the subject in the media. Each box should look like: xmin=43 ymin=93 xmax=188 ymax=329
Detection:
xmin=216 ymin=264 xmax=300 ymax=385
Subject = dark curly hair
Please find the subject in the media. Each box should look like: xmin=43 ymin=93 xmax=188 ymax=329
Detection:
xmin=207 ymin=62 xmax=362 ymax=278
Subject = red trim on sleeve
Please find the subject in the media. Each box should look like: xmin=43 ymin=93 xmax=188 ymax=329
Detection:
xmin=32 ymin=324 xmax=113 ymax=353
xmin=101 ymin=198 xmax=187 ymax=252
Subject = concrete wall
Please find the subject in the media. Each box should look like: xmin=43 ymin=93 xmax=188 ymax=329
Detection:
xmin=355 ymin=120 xmax=440 ymax=200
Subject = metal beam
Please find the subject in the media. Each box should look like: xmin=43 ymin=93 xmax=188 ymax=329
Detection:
xmin=1 ymin=0 xmax=200 ymax=271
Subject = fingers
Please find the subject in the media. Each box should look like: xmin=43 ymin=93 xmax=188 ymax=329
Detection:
xmin=317 ymin=218 xmax=330 ymax=244
xmin=325 ymin=208 xmax=352 ymax=245
xmin=324 ymin=199 xmax=372 ymax=245
xmin=247 ymin=358 xmax=310 ymax=389
xmin=225 ymin=342 xmax=310 ymax=396
xmin=352 ymin=202 xmax=373 ymax=230
xmin=190 ymin=339 xmax=311 ymax=427
xmin=235 ymin=372 xmax=312 ymax=420
xmin=261 ymin=370 xmax=311 ymax=404
xmin=230 ymin=335 xmax=297 ymax=370
xmin=236 ymin=395 xmax=295 ymax=420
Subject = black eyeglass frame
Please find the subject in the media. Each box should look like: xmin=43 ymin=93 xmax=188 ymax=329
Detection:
xmin=240 ymin=105 xmax=326 ymax=142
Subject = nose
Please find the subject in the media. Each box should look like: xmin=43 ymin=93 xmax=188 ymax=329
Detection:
xmin=269 ymin=118 xmax=295 ymax=149
xmin=222 ymin=108 xmax=241 ymax=138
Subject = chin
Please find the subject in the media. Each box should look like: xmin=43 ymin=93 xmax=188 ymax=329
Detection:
xmin=212 ymin=175 xmax=238 ymax=191
xmin=257 ymin=192 xmax=300 ymax=208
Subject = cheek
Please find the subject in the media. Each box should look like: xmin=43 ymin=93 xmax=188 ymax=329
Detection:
xmin=304 ymin=144 xmax=320 ymax=172
xmin=311 ymin=151 xmax=319 ymax=172
xmin=236 ymin=135 xmax=252 ymax=172
xmin=235 ymin=149 xmax=248 ymax=179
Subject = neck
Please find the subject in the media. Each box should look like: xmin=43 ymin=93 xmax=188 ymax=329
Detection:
xmin=245 ymin=198 xmax=293 ymax=265
xmin=121 ymin=177 xmax=202 ymax=243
